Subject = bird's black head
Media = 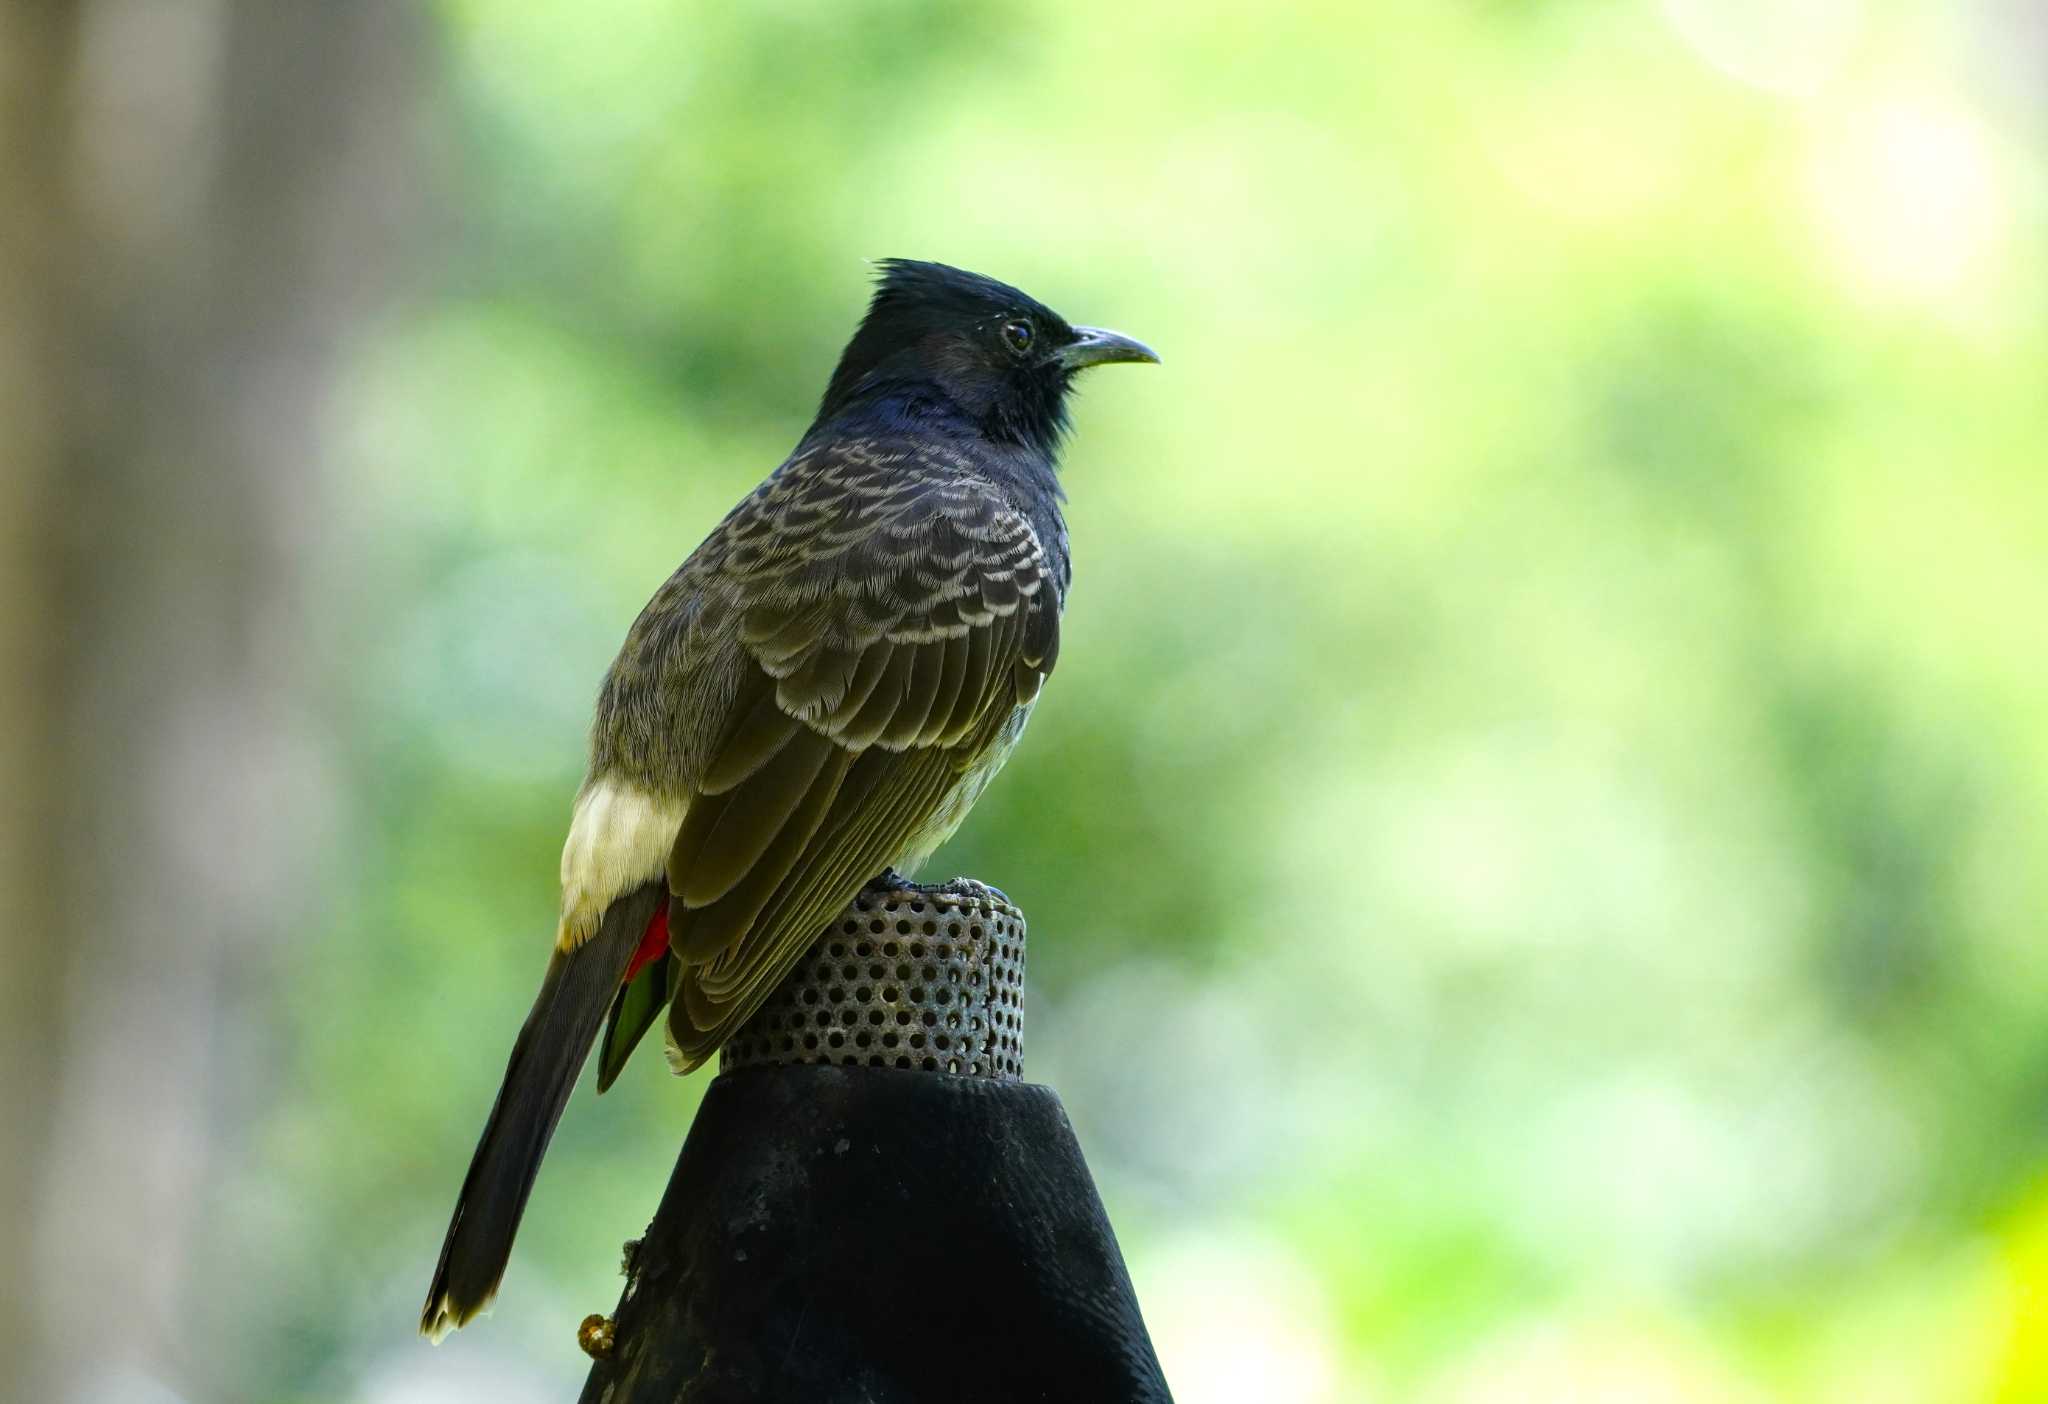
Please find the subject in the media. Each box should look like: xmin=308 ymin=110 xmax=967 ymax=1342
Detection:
xmin=814 ymin=259 xmax=1157 ymax=459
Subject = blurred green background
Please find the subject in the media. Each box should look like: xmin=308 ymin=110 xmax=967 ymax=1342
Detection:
xmin=5 ymin=1 xmax=2046 ymax=1400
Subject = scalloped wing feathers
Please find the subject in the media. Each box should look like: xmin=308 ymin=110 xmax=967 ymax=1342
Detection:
xmin=585 ymin=434 xmax=1062 ymax=1076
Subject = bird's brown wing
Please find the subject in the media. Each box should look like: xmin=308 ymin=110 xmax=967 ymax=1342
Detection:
xmin=659 ymin=451 xmax=1059 ymax=1072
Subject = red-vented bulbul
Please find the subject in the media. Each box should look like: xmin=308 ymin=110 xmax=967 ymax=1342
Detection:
xmin=420 ymin=260 xmax=1157 ymax=1339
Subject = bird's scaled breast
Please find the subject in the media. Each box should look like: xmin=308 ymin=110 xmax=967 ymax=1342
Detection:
xmin=895 ymin=703 xmax=1035 ymax=873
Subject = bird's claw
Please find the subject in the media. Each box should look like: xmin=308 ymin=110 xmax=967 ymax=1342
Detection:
xmin=863 ymin=867 xmax=915 ymax=894
xmin=862 ymin=870 xmax=1011 ymax=908
xmin=937 ymin=877 xmax=1011 ymax=907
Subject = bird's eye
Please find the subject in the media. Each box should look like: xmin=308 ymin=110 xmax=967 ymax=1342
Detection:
xmin=1001 ymin=319 xmax=1035 ymax=354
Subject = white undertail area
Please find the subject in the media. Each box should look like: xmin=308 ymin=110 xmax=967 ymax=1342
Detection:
xmin=557 ymin=777 xmax=686 ymax=949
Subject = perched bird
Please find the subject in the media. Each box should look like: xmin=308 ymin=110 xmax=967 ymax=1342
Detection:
xmin=420 ymin=260 xmax=1157 ymax=1340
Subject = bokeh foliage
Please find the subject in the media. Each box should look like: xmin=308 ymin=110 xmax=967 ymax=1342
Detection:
xmin=212 ymin=1 xmax=2048 ymax=1398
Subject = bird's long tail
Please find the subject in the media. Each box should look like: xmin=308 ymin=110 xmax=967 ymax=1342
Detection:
xmin=420 ymin=881 xmax=666 ymax=1341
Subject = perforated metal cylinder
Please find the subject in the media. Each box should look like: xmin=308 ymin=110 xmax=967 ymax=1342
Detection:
xmin=718 ymin=880 xmax=1026 ymax=1082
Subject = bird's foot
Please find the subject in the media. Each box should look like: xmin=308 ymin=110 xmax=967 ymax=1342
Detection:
xmin=937 ymin=876 xmax=1011 ymax=907
xmin=862 ymin=869 xmax=1011 ymax=908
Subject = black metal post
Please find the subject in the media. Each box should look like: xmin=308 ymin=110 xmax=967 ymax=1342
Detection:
xmin=576 ymin=881 xmax=1172 ymax=1404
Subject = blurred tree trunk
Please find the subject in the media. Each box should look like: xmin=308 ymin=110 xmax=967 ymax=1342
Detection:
xmin=0 ymin=1 xmax=81 ymax=1391
xmin=0 ymin=3 xmax=423 ymax=1398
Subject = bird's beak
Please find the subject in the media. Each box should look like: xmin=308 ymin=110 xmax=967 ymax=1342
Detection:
xmin=1058 ymin=326 xmax=1160 ymax=370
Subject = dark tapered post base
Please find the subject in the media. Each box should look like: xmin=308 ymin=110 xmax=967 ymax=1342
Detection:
xmin=576 ymin=1064 xmax=1171 ymax=1404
